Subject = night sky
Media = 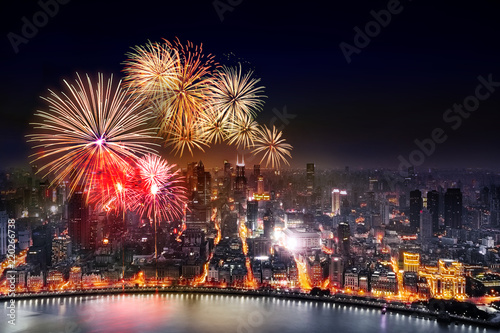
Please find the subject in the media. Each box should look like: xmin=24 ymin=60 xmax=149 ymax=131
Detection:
xmin=2 ymin=0 xmax=500 ymax=171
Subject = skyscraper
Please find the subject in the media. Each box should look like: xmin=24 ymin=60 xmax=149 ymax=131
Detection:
xmin=234 ymin=155 xmax=246 ymax=193
xmin=246 ymin=200 xmax=258 ymax=231
xmin=445 ymin=188 xmax=463 ymax=229
xmin=263 ymin=209 xmax=274 ymax=239
xmin=27 ymin=224 xmax=52 ymax=270
xmin=249 ymin=164 xmax=261 ymax=192
xmin=223 ymin=160 xmax=232 ymax=195
xmin=68 ymin=189 xmax=90 ymax=252
xmin=306 ymin=163 xmax=314 ymax=195
xmin=257 ymin=175 xmax=264 ymax=195
xmin=337 ymin=222 xmax=350 ymax=256
xmin=329 ymin=256 xmax=344 ymax=288
xmin=427 ymin=190 xmax=440 ymax=234
xmin=420 ymin=208 xmax=433 ymax=240
xmin=196 ymin=161 xmax=211 ymax=206
xmin=332 ymin=189 xmax=340 ymax=216
xmin=409 ymin=190 xmax=423 ymax=231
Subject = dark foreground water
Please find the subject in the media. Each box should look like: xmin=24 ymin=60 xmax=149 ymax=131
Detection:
xmin=1 ymin=293 xmax=497 ymax=333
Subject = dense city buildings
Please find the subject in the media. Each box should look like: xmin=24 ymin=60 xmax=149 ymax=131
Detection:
xmin=2 ymin=164 xmax=500 ymax=309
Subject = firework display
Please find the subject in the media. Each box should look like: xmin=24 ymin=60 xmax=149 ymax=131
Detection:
xmin=252 ymin=125 xmax=293 ymax=168
xmin=27 ymin=38 xmax=293 ymax=219
xmin=123 ymin=38 xmax=292 ymax=165
xmin=208 ymin=64 xmax=265 ymax=124
xmin=27 ymin=73 xmax=160 ymax=198
xmin=131 ymin=154 xmax=187 ymax=223
xmin=122 ymin=40 xmax=179 ymax=102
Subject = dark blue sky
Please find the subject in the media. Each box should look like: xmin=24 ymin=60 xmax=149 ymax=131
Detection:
xmin=2 ymin=0 xmax=500 ymax=171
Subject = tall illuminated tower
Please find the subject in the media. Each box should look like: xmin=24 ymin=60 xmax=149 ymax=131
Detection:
xmin=332 ymin=189 xmax=340 ymax=216
xmin=306 ymin=163 xmax=314 ymax=196
xmin=234 ymin=155 xmax=246 ymax=192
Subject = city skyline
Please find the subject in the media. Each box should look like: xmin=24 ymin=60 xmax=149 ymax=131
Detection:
xmin=3 ymin=2 xmax=500 ymax=331
xmin=2 ymin=1 xmax=500 ymax=170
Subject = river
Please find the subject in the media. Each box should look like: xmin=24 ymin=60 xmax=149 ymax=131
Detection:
xmin=2 ymin=293 xmax=497 ymax=333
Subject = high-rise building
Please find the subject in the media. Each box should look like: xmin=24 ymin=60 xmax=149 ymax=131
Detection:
xmin=52 ymin=235 xmax=72 ymax=265
xmin=234 ymin=155 xmax=246 ymax=193
xmin=263 ymin=209 xmax=274 ymax=239
xmin=27 ymin=224 xmax=53 ymax=271
xmin=332 ymin=189 xmax=340 ymax=216
xmin=257 ymin=175 xmax=264 ymax=195
xmin=420 ymin=209 xmax=433 ymax=240
xmin=223 ymin=160 xmax=232 ymax=194
xmin=409 ymin=190 xmax=423 ymax=231
xmin=253 ymin=165 xmax=260 ymax=178
xmin=480 ymin=186 xmax=490 ymax=208
xmin=252 ymin=164 xmax=261 ymax=191
xmin=306 ymin=163 xmax=314 ymax=195
xmin=427 ymin=190 xmax=440 ymax=234
xmin=329 ymin=256 xmax=344 ymax=288
xmin=337 ymin=222 xmax=350 ymax=256
xmin=68 ymin=189 xmax=90 ymax=252
xmin=246 ymin=200 xmax=259 ymax=231
xmin=445 ymin=188 xmax=463 ymax=229
xmin=196 ymin=161 xmax=211 ymax=206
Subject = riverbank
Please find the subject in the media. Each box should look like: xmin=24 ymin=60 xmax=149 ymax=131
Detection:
xmin=2 ymin=287 xmax=499 ymax=329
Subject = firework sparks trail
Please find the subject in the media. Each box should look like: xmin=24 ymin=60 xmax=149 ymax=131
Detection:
xmin=27 ymin=73 xmax=159 ymax=199
xmin=252 ymin=125 xmax=292 ymax=168
xmin=208 ymin=64 xmax=265 ymax=124
xmin=158 ymin=39 xmax=217 ymax=150
xmin=88 ymin=165 xmax=137 ymax=213
xmin=164 ymin=120 xmax=209 ymax=156
xmin=199 ymin=106 xmax=230 ymax=144
xmin=131 ymin=154 xmax=187 ymax=223
xmin=122 ymin=39 xmax=290 ymax=160
xmin=122 ymin=40 xmax=179 ymax=102
xmin=129 ymin=154 xmax=187 ymax=281
xmin=226 ymin=113 xmax=260 ymax=149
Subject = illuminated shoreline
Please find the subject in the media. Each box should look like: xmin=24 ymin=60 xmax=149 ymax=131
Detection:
xmin=1 ymin=287 xmax=499 ymax=329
